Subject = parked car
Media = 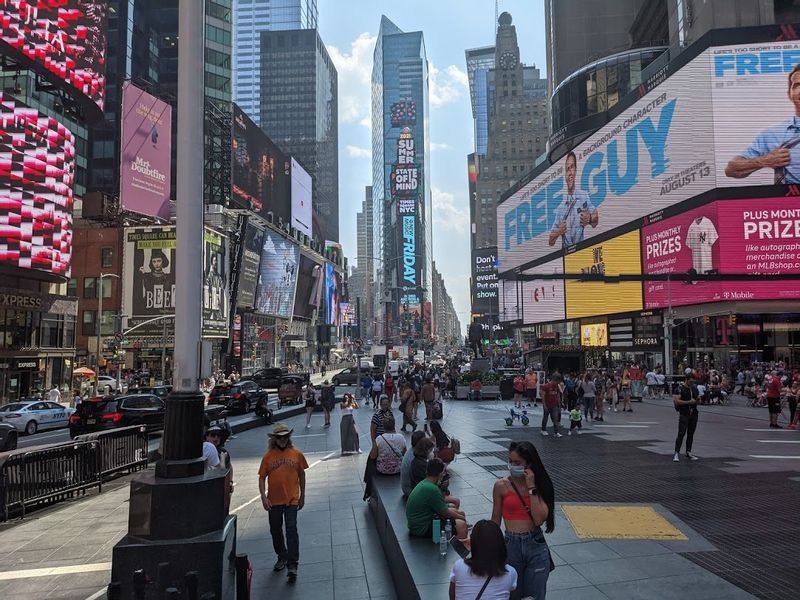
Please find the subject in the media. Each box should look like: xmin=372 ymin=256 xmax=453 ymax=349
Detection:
xmin=243 ymin=367 xmax=286 ymax=389
xmin=208 ymin=380 xmax=266 ymax=413
xmin=0 ymin=401 xmax=76 ymax=435
xmin=127 ymin=385 xmax=172 ymax=400
xmin=0 ymin=422 xmax=18 ymax=451
xmin=331 ymin=367 xmax=362 ymax=386
xmin=278 ymin=375 xmax=305 ymax=406
xmin=96 ymin=375 xmax=118 ymax=393
xmin=69 ymin=394 xmax=165 ymax=437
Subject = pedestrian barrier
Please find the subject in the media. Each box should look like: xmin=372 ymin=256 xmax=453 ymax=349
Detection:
xmin=0 ymin=425 xmax=148 ymax=521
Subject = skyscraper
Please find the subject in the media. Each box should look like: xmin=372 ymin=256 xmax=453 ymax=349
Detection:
xmin=371 ymin=16 xmax=432 ymax=342
xmin=259 ymin=28 xmax=338 ymax=245
xmin=465 ymin=46 xmax=495 ymax=156
xmin=233 ymin=0 xmax=318 ymax=125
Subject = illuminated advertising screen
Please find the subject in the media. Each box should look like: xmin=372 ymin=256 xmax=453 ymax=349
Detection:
xmin=642 ymin=197 xmax=800 ymax=308
xmin=340 ymin=302 xmax=354 ymax=325
xmin=237 ymin=221 xmax=263 ymax=309
xmin=120 ymin=82 xmax=172 ymax=218
xmin=498 ymin=259 xmax=566 ymax=325
xmin=232 ymin=103 xmax=291 ymax=221
xmin=471 ymin=247 xmax=498 ymax=317
xmin=203 ymin=229 xmax=229 ymax=338
xmin=324 ymin=262 xmax=341 ymax=326
xmin=0 ymin=94 xmax=75 ymax=278
xmin=292 ymin=253 xmax=323 ymax=319
xmin=564 ymin=230 xmax=643 ymax=319
xmin=255 ymin=230 xmax=299 ymax=318
xmin=122 ymin=226 xmax=175 ymax=336
xmin=581 ymin=323 xmax=608 ymax=347
xmin=290 ymin=157 xmax=312 ymax=238
xmin=0 ymin=1 xmax=107 ymax=115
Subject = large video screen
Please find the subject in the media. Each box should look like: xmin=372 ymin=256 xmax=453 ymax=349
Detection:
xmin=237 ymin=221 xmax=263 ymax=309
xmin=324 ymin=262 xmax=341 ymax=326
xmin=642 ymin=196 xmax=800 ymax=309
xmin=0 ymin=1 xmax=107 ymax=115
xmin=119 ymin=82 xmax=172 ymax=218
xmin=203 ymin=229 xmax=229 ymax=338
xmin=292 ymin=253 xmax=323 ymax=319
xmin=255 ymin=230 xmax=299 ymax=318
xmin=290 ymin=157 xmax=312 ymax=238
xmin=232 ymin=103 xmax=291 ymax=223
xmin=471 ymin=247 xmax=498 ymax=317
xmin=0 ymin=94 xmax=75 ymax=278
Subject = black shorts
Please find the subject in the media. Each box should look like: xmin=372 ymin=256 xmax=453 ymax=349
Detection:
xmin=767 ymin=397 xmax=782 ymax=414
xmin=525 ymin=389 xmax=536 ymax=401
xmin=305 ymin=400 xmax=316 ymax=408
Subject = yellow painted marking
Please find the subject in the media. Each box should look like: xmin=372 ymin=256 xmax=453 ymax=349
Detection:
xmin=561 ymin=505 xmax=688 ymax=540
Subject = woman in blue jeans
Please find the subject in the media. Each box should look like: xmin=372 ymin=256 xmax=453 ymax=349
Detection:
xmin=491 ymin=441 xmax=555 ymax=599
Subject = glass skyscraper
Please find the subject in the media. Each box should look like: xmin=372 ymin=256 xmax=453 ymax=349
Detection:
xmin=233 ymin=0 xmax=318 ymax=125
xmin=465 ymin=46 xmax=495 ymax=156
xmin=371 ymin=16 xmax=432 ymax=341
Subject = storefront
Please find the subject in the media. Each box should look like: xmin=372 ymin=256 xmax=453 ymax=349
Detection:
xmin=0 ymin=286 xmax=77 ymax=401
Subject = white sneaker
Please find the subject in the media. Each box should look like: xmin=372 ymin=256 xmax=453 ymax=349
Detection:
xmin=555 ymin=432 xmax=563 ymax=438
xmin=577 ymin=429 xmax=582 ymax=435
xmin=541 ymin=430 xmax=549 ymax=436
xmin=567 ymin=430 xmax=572 ymax=436
xmin=686 ymin=453 xmax=699 ymax=461
xmin=673 ymin=453 xmax=680 ymax=462
xmin=306 ymin=424 xmax=311 ymax=429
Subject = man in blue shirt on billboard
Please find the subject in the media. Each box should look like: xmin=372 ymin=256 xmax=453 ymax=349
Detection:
xmin=725 ymin=64 xmax=800 ymax=184
xmin=548 ymin=151 xmax=599 ymax=247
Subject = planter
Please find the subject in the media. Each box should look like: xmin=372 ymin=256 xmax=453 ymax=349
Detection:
xmin=456 ymin=385 xmax=469 ymax=399
xmin=455 ymin=385 xmax=500 ymax=399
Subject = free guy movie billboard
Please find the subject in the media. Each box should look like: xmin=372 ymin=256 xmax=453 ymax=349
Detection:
xmin=498 ymin=39 xmax=800 ymax=274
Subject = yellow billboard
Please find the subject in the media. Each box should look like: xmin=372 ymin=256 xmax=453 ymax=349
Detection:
xmin=565 ymin=230 xmax=642 ymax=319
xmin=581 ymin=323 xmax=608 ymax=347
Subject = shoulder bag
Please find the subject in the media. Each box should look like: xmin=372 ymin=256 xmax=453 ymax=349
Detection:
xmin=474 ymin=575 xmax=493 ymax=600
xmin=507 ymin=479 xmax=556 ymax=572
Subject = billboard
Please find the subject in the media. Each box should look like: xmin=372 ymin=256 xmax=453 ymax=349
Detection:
xmin=564 ymin=230 xmax=643 ymax=319
xmin=120 ymin=82 xmax=172 ymax=219
xmin=255 ymin=230 xmax=299 ymax=319
xmin=498 ymin=259 xmax=566 ymax=325
xmin=581 ymin=323 xmax=608 ymax=347
xmin=642 ymin=196 xmax=800 ymax=308
xmin=237 ymin=221 xmax=263 ymax=309
xmin=203 ymin=229 xmax=229 ymax=338
xmin=340 ymin=302 xmax=354 ymax=325
xmin=0 ymin=1 xmax=107 ymax=115
xmin=122 ymin=226 xmax=175 ymax=336
xmin=471 ymin=247 xmax=498 ymax=316
xmin=293 ymin=253 xmax=323 ymax=319
xmin=324 ymin=262 xmax=341 ymax=326
xmin=232 ymin=103 xmax=291 ymax=221
xmin=290 ymin=158 xmax=312 ymax=238
xmin=0 ymin=94 xmax=75 ymax=278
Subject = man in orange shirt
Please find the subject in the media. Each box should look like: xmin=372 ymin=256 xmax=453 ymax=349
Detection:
xmin=258 ymin=423 xmax=309 ymax=581
xmin=524 ymin=369 xmax=538 ymax=407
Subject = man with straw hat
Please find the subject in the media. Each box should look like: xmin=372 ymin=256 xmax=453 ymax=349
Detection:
xmin=258 ymin=422 xmax=308 ymax=581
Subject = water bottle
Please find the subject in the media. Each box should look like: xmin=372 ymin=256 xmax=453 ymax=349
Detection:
xmin=431 ymin=518 xmax=441 ymax=544
xmin=440 ymin=521 xmax=451 ymax=556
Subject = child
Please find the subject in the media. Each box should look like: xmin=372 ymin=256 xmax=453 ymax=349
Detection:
xmin=568 ymin=406 xmax=582 ymax=435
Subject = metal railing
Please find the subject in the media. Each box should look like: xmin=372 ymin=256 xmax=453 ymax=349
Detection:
xmin=0 ymin=425 xmax=149 ymax=520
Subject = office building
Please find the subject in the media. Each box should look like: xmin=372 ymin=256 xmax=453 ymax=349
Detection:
xmin=260 ymin=28 xmax=339 ymax=244
xmin=472 ymin=13 xmax=548 ymax=251
xmin=465 ymin=46 xmax=496 ymax=156
xmin=371 ymin=16 xmax=433 ymax=342
xmin=233 ymin=0 xmax=318 ymax=125
xmin=432 ymin=263 xmax=460 ymax=344
xmin=351 ymin=186 xmax=375 ymax=337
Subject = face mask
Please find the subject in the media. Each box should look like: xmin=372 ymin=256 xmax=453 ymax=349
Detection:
xmin=508 ymin=464 xmax=526 ymax=478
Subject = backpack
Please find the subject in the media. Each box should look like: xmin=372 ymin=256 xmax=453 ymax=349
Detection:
xmin=451 ymin=437 xmax=461 ymax=455
xmin=432 ymin=401 xmax=443 ymax=420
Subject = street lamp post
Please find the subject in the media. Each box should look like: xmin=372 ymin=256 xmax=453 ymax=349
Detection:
xmin=95 ymin=272 xmax=119 ymax=395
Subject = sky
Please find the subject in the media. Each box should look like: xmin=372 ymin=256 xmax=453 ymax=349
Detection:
xmin=317 ymin=0 xmax=547 ymax=335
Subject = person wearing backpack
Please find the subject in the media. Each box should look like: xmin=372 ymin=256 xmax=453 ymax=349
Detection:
xmin=673 ymin=373 xmax=700 ymax=462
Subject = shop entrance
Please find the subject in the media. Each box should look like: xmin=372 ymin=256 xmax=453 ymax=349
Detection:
xmin=0 ymin=369 xmax=34 ymax=401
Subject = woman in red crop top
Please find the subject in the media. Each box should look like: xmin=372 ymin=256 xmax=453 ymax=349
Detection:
xmin=491 ymin=441 xmax=555 ymax=600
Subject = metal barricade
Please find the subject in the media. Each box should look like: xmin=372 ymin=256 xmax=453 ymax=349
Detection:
xmin=0 ymin=441 xmax=100 ymax=520
xmin=75 ymin=425 xmax=149 ymax=482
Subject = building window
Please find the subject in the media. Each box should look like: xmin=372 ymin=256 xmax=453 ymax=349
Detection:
xmin=67 ymin=278 xmax=78 ymax=297
xmin=83 ymin=277 xmax=96 ymax=299
xmin=82 ymin=310 xmax=96 ymax=336
xmin=101 ymin=247 xmax=113 ymax=268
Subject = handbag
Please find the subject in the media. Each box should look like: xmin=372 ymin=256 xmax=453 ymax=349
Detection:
xmin=379 ymin=434 xmax=403 ymax=458
xmin=475 ymin=575 xmax=493 ymax=600
xmin=508 ymin=479 xmax=556 ymax=573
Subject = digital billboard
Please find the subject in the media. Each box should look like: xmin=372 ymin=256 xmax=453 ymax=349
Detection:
xmin=471 ymin=247 xmax=498 ymax=317
xmin=0 ymin=1 xmax=107 ymax=115
xmin=255 ymin=230 xmax=299 ymax=319
xmin=122 ymin=226 xmax=175 ymax=336
xmin=0 ymin=94 xmax=75 ymax=278
xmin=290 ymin=157 xmax=312 ymax=238
xmin=293 ymin=253 xmax=323 ymax=320
xmin=232 ymin=103 xmax=291 ymax=222
xmin=237 ymin=221 xmax=263 ymax=309
xmin=498 ymin=259 xmax=566 ymax=325
xmin=203 ymin=229 xmax=229 ymax=338
xmin=120 ymin=82 xmax=171 ymax=219
xmin=324 ymin=262 xmax=341 ymax=326
xmin=642 ymin=197 xmax=800 ymax=309
xmin=581 ymin=323 xmax=608 ymax=347
xmin=564 ymin=230 xmax=643 ymax=319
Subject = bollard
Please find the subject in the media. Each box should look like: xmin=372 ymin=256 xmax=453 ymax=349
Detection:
xmin=234 ymin=554 xmax=250 ymax=600
xmin=133 ymin=569 xmax=147 ymax=600
xmin=157 ymin=562 xmax=170 ymax=600
xmin=185 ymin=570 xmax=199 ymax=600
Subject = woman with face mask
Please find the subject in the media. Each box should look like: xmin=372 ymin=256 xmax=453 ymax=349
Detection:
xmin=490 ymin=441 xmax=556 ymax=599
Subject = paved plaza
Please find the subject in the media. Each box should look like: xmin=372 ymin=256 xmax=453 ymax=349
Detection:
xmin=0 ymin=393 xmax=798 ymax=599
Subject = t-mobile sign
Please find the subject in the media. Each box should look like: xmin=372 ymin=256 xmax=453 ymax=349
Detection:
xmin=641 ymin=197 xmax=800 ymax=309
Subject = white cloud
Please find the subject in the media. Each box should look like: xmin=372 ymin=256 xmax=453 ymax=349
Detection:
xmin=429 ymin=63 xmax=469 ymax=107
xmin=432 ymin=187 xmax=469 ymax=234
xmin=346 ymin=145 xmax=370 ymax=158
xmin=430 ymin=142 xmax=451 ymax=151
xmin=328 ymin=33 xmax=376 ymax=126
